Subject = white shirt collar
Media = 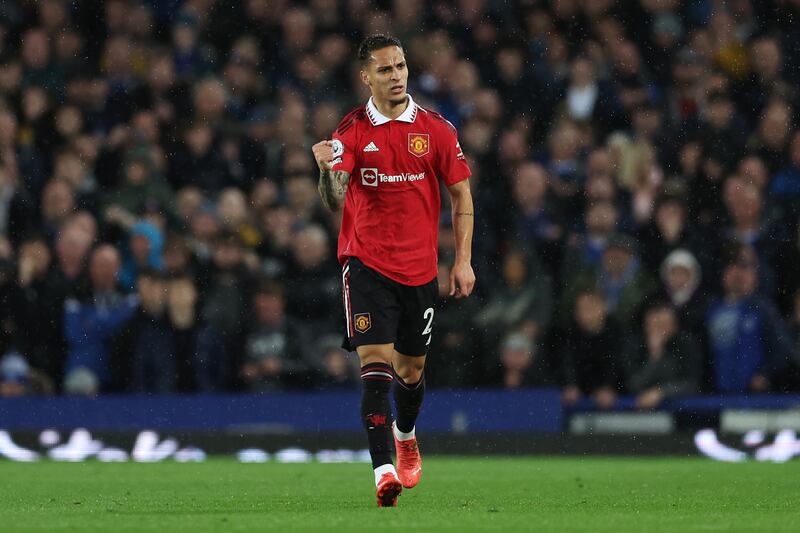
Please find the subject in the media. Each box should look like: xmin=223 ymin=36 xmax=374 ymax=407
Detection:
xmin=366 ymin=95 xmax=418 ymax=125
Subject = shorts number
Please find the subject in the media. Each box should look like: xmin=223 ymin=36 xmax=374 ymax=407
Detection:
xmin=422 ymin=307 xmax=434 ymax=335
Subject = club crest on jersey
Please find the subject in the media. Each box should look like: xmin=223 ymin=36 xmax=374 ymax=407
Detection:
xmin=408 ymin=133 xmax=429 ymax=157
xmin=354 ymin=313 xmax=371 ymax=333
xmin=361 ymin=168 xmax=378 ymax=187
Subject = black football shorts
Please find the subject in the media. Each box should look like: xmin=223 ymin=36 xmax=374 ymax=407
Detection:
xmin=341 ymin=256 xmax=437 ymax=356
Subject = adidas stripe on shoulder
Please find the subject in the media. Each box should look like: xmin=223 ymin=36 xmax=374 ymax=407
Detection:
xmin=335 ymin=106 xmax=367 ymax=135
xmin=422 ymin=107 xmax=457 ymax=133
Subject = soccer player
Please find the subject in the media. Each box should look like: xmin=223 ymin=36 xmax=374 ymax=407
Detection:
xmin=312 ymin=34 xmax=475 ymax=507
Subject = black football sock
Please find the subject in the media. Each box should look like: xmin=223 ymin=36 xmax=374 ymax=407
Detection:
xmin=393 ymin=372 xmax=425 ymax=434
xmin=360 ymin=362 xmax=394 ymax=469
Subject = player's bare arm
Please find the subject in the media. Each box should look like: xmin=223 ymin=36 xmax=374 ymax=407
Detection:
xmin=312 ymin=140 xmax=350 ymax=211
xmin=447 ymin=179 xmax=476 ymax=298
xmin=318 ymin=168 xmax=351 ymax=212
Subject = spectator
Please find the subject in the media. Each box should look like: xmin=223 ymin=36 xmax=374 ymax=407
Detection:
xmin=16 ymin=235 xmax=58 ymax=373
xmin=698 ymin=91 xmax=747 ymax=180
xmin=284 ymin=224 xmax=340 ymax=334
xmin=168 ymin=121 xmax=230 ymax=194
xmin=582 ymin=148 xmax=632 ymax=222
xmin=195 ymin=230 xmax=252 ymax=390
xmin=136 ymin=50 xmax=185 ymax=127
xmin=0 ymin=351 xmax=30 ymax=397
xmin=161 ymin=233 xmax=197 ymax=279
xmin=187 ymin=205 xmax=221 ymax=265
xmin=49 ymin=218 xmax=93 ymax=297
xmin=722 ymin=179 xmax=781 ymax=299
xmin=165 ymin=273 xmax=221 ymax=393
xmin=19 ymin=220 xmax=94 ymax=384
xmin=119 ymin=221 xmax=164 ymax=291
xmin=623 ymin=302 xmax=704 ymax=409
xmin=40 ymin=179 xmax=76 ymax=239
xmin=659 ymin=249 xmax=707 ymax=340
xmin=490 ymin=332 xmax=555 ymax=390
xmin=313 ymin=335 xmax=359 ymax=390
xmin=217 ymin=187 xmax=260 ymax=250
xmin=426 ymin=261 xmax=481 ymax=388
xmin=559 ymin=233 xmax=657 ymax=332
xmin=545 ymin=120 xmax=584 ymax=210
xmin=648 ymin=12 xmax=684 ymax=87
xmin=607 ymin=104 xmax=664 ymax=225
xmin=559 ymin=289 xmax=623 ymax=409
xmin=104 ymin=150 xmax=175 ymax=225
xmin=175 ymin=186 xmax=205 ymax=231
xmin=109 ymin=269 xmax=176 ymax=393
xmin=667 ymin=46 xmax=706 ymax=127
xmin=559 ymin=55 xmax=621 ymax=136
xmin=508 ymin=162 xmax=563 ymax=272
xmin=746 ymin=98 xmax=793 ymax=173
xmin=736 ymin=35 xmax=794 ymax=126
xmin=285 ymin=173 xmax=325 ymax=225
xmin=638 ymin=194 xmax=711 ymax=276
xmin=171 ymin=13 xmax=217 ymax=81
xmin=492 ymin=42 xmax=539 ymax=122
xmin=53 ymin=148 xmax=100 ymax=215
xmin=256 ymin=204 xmax=294 ymax=274
xmin=705 ymin=244 xmax=794 ymax=393
xmin=562 ymin=201 xmax=619 ymax=279
xmin=473 ymin=247 xmax=553 ymax=348
xmin=63 ymin=245 xmax=137 ymax=391
xmin=240 ymin=279 xmax=311 ymax=391
xmin=737 ymin=155 xmax=772 ymax=192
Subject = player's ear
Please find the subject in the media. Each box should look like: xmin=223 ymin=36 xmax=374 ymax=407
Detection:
xmin=360 ymin=69 xmax=371 ymax=87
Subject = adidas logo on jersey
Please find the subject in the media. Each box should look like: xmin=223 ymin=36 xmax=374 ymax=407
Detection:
xmin=363 ymin=142 xmax=380 ymax=152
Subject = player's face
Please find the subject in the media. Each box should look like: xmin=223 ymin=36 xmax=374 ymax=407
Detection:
xmin=361 ymin=46 xmax=408 ymax=105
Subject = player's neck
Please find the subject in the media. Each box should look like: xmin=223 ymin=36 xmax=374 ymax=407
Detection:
xmin=372 ymin=95 xmax=409 ymax=120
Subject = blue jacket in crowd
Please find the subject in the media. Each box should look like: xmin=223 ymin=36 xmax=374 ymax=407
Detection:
xmin=64 ymin=294 xmax=139 ymax=384
xmin=706 ymin=295 xmax=793 ymax=393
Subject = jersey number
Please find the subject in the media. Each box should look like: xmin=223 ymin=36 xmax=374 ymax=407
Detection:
xmin=422 ymin=308 xmax=434 ymax=336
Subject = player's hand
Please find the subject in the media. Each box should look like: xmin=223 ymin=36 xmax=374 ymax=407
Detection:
xmin=312 ymin=140 xmax=334 ymax=171
xmin=449 ymin=260 xmax=475 ymax=298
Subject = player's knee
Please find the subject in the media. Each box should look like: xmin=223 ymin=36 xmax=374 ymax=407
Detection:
xmin=356 ymin=344 xmax=394 ymax=367
xmin=357 ymin=352 xmax=392 ymax=367
xmin=394 ymin=359 xmax=424 ymax=383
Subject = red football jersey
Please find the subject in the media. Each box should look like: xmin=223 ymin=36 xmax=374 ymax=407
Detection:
xmin=331 ymin=95 xmax=471 ymax=286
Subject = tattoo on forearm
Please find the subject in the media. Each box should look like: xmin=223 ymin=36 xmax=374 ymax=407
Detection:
xmin=318 ymin=169 xmax=350 ymax=211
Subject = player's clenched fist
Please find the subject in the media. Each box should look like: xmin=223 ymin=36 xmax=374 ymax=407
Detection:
xmin=312 ymin=140 xmax=334 ymax=171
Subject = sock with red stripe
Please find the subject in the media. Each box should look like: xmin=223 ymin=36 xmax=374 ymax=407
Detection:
xmin=361 ymin=362 xmax=394 ymax=469
xmin=394 ymin=373 xmax=425 ymax=434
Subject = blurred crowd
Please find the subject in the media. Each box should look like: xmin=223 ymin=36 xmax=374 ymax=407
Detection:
xmin=1 ymin=0 xmax=800 ymax=407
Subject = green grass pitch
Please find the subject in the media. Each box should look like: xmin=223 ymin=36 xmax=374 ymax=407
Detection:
xmin=1 ymin=457 xmax=798 ymax=531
